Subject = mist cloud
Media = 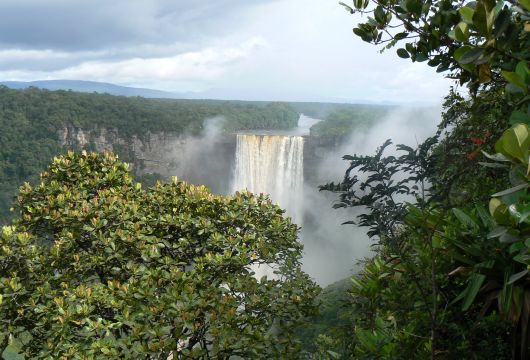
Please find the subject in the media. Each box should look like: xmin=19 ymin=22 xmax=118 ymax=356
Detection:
xmin=300 ymin=107 xmax=441 ymax=285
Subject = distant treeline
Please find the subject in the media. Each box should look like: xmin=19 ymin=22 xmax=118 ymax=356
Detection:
xmin=290 ymin=102 xmax=392 ymax=119
xmin=309 ymin=106 xmax=391 ymax=143
xmin=0 ymin=86 xmax=299 ymax=224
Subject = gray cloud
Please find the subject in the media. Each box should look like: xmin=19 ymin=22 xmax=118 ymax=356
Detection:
xmin=0 ymin=0 xmax=451 ymax=103
xmin=0 ymin=0 xmax=275 ymax=51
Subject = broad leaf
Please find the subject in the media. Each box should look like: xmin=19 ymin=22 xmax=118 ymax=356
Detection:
xmin=491 ymin=183 xmax=529 ymax=197
xmin=495 ymin=124 xmax=530 ymax=163
xmin=508 ymin=269 xmax=529 ymax=285
xmin=462 ymin=273 xmax=486 ymax=310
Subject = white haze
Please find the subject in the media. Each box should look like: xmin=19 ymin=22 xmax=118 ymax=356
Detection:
xmin=300 ymin=106 xmax=441 ymax=286
xmin=317 ymin=106 xmax=442 ymax=182
xmin=162 ymin=116 xmax=235 ymax=194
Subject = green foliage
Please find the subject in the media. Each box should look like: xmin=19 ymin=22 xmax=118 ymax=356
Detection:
xmin=315 ymin=0 xmax=530 ymax=358
xmin=456 ymin=123 xmax=530 ymax=358
xmin=432 ymin=87 xmax=510 ymax=206
xmin=221 ymin=102 xmax=299 ymax=132
xmin=296 ymin=278 xmax=355 ymax=358
xmin=133 ymin=172 xmax=165 ymax=188
xmin=319 ymin=88 xmax=516 ymax=357
xmin=310 ymin=106 xmax=390 ymax=144
xmin=0 ymin=151 xmax=318 ymax=359
xmin=0 ymin=87 xmax=299 ymax=225
xmin=343 ymin=0 xmax=530 ymax=92
xmin=289 ymin=102 xmax=391 ymax=122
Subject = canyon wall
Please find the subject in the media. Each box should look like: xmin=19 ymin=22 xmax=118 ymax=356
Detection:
xmin=59 ymin=125 xmax=336 ymax=193
xmin=59 ymin=126 xmax=237 ymax=194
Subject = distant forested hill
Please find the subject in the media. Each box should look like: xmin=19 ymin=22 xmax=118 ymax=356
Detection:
xmin=0 ymin=86 xmax=299 ymax=224
xmin=290 ymin=102 xmax=393 ymax=120
xmin=309 ymin=106 xmax=391 ymax=144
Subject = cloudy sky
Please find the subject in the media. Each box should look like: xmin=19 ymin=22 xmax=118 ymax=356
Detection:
xmin=0 ymin=0 xmax=452 ymax=103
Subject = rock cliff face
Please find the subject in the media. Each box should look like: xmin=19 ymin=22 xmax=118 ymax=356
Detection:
xmin=58 ymin=125 xmax=338 ymax=193
xmin=59 ymin=126 xmax=237 ymax=194
xmin=303 ymin=135 xmax=340 ymax=186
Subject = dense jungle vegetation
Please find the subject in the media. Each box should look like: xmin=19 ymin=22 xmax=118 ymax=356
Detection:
xmin=0 ymin=85 xmax=390 ymax=226
xmin=302 ymin=0 xmax=530 ymax=358
xmin=309 ymin=106 xmax=390 ymax=144
xmin=289 ymin=102 xmax=392 ymax=120
xmin=0 ymin=151 xmax=319 ymax=358
xmin=4 ymin=0 xmax=530 ymax=356
xmin=0 ymin=87 xmax=299 ymax=225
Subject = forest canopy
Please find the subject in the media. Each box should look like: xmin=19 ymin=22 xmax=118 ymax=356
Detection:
xmin=0 ymin=87 xmax=300 ymax=224
xmin=310 ymin=0 xmax=530 ymax=358
xmin=0 ymin=151 xmax=318 ymax=359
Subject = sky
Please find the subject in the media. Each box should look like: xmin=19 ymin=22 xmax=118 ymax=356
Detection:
xmin=0 ymin=0 xmax=452 ymax=103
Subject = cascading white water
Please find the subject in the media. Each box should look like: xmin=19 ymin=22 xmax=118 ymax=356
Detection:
xmin=232 ymin=134 xmax=304 ymax=280
xmin=232 ymin=134 xmax=304 ymax=224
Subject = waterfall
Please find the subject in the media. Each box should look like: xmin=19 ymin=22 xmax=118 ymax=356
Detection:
xmin=232 ymin=134 xmax=304 ymax=224
xmin=232 ymin=134 xmax=304 ymax=280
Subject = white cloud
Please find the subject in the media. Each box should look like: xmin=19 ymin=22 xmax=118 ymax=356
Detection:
xmin=0 ymin=0 xmax=453 ymax=103
xmin=0 ymin=38 xmax=266 ymax=89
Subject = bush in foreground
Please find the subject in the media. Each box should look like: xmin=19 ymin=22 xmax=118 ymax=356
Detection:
xmin=0 ymin=151 xmax=318 ymax=359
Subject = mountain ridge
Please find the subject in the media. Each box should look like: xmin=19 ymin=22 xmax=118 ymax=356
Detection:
xmin=0 ymin=79 xmax=410 ymax=105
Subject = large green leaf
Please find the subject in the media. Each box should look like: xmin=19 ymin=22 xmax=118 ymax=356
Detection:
xmin=462 ymin=273 xmax=486 ymax=310
xmin=491 ymin=183 xmax=529 ymax=197
xmin=502 ymin=71 xmax=527 ymax=91
xmin=472 ymin=2 xmax=489 ymax=35
xmin=459 ymin=47 xmax=484 ymax=64
xmin=509 ymin=110 xmax=530 ymax=125
xmin=516 ymin=61 xmax=530 ymax=84
xmin=493 ymin=9 xmax=511 ymax=37
xmin=454 ymin=46 xmax=476 ymax=71
xmin=459 ymin=6 xmax=475 ymax=24
xmin=508 ymin=269 xmax=529 ymax=285
xmin=450 ymin=22 xmax=470 ymax=42
xmin=452 ymin=208 xmax=479 ymax=229
xmin=481 ymin=151 xmax=510 ymax=162
xmin=397 ymin=48 xmax=410 ymax=58
xmin=495 ymin=124 xmax=530 ymax=164
xmin=1 ymin=344 xmax=24 ymax=360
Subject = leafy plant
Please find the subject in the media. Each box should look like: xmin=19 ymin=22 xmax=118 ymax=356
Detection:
xmin=0 ymin=151 xmax=318 ymax=359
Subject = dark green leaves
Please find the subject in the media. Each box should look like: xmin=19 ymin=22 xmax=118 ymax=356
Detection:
xmin=462 ymin=273 xmax=486 ymax=310
xmin=394 ymin=32 xmax=408 ymax=40
xmin=452 ymin=208 xmax=479 ymax=229
xmin=508 ymin=270 xmax=529 ymax=285
xmin=404 ymin=0 xmax=423 ymax=15
xmin=0 ymin=152 xmax=319 ymax=359
xmin=494 ymin=9 xmax=512 ymax=37
xmin=353 ymin=23 xmax=380 ymax=42
xmin=397 ymin=48 xmax=410 ymax=58
xmin=374 ymin=6 xmax=387 ymax=24
xmin=495 ymin=124 xmax=530 ymax=163
xmin=510 ymin=111 xmax=530 ymax=125
xmin=459 ymin=47 xmax=485 ymax=65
